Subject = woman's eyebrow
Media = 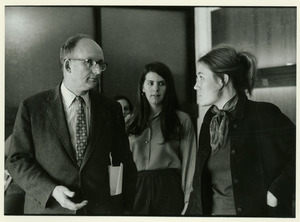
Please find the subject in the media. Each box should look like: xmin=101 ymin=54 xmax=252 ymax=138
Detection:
xmin=145 ymin=79 xmax=165 ymax=82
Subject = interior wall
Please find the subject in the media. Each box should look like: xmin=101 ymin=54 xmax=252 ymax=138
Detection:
xmin=99 ymin=7 xmax=196 ymax=111
xmin=5 ymin=6 xmax=96 ymax=138
xmin=211 ymin=7 xmax=296 ymax=124
xmin=195 ymin=7 xmax=296 ymax=129
xmin=212 ymin=7 xmax=296 ymax=68
xmin=194 ymin=7 xmax=215 ymax=136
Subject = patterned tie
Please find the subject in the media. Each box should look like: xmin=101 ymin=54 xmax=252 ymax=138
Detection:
xmin=75 ymin=96 xmax=87 ymax=166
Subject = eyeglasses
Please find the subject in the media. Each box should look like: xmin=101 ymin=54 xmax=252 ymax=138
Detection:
xmin=65 ymin=58 xmax=108 ymax=71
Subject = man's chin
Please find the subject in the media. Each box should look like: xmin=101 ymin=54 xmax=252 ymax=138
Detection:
xmin=84 ymin=82 xmax=98 ymax=91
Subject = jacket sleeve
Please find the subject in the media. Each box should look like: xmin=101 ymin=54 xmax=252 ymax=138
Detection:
xmin=110 ymin=103 xmax=137 ymax=212
xmin=6 ymin=100 xmax=57 ymax=209
xmin=180 ymin=113 xmax=197 ymax=206
xmin=258 ymin=103 xmax=296 ymax=203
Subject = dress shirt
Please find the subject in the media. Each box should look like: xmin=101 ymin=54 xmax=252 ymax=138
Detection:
xmin=60 ymin=82 xmax=90 ymax=151
xmin=129 ymin=110 xmax=197 ymax=204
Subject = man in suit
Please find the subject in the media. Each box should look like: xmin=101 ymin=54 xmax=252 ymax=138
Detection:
xmin=6 ymin=34 xmax=137 ymax=215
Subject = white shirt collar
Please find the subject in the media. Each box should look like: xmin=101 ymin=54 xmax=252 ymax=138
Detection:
xmin=60 ymin=82 xmax=90 ymax=108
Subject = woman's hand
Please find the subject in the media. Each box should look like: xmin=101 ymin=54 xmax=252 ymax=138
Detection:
xmin=267 ymin=191 xmax=278 ymax=207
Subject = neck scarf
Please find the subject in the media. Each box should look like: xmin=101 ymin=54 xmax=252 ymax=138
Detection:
xmin=209 ymin=95 xmax=238 ymax=156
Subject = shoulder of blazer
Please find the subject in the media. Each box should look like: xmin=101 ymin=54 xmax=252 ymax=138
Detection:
xmin=246 ymin=99 xmax=283 ymax=120
xmin=243 ymin=99 xmax=295 ymax=131
xmin=21 ymin=88 xmax=55 ymax=109
xmin=90 ymin=89 xmax=121 ymax=112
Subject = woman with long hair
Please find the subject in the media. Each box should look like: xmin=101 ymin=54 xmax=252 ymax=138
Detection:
xmin=127 ymin=62 xmax=197 ymax=215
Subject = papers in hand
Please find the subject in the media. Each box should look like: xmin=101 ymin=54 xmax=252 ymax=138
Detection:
xmin=4 ymin=170 xmax=13 ymax=191
xmin=108 ymin=163 xmax=123 ymax=196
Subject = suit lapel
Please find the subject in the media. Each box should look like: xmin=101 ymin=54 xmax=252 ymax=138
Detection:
xmin=81 ymin=91 xmax=107 ymax=167
xmin=46 ymin=84 xmax=78 ymax=166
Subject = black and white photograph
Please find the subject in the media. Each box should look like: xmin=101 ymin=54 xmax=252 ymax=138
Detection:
xmin=2 ymin=1 xmax=298 ymax=222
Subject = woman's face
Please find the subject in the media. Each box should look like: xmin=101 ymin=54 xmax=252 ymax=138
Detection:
xmin=117 ymin=99 xmax=131 ymax=118
xmin=194 ymin=62 xmax=223 ymax=107
xmin=142 ymin=72 xmax=166 ymax=109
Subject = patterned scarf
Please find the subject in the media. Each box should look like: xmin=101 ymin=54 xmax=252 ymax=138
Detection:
xmin=209 ymin=95 xmax=238 ymax=156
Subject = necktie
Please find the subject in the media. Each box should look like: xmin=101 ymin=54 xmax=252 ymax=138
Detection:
xmin=75 ymin=96 xmax=87 ymax=166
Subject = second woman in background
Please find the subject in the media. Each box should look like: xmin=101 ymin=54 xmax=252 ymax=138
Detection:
xmin=114 ymin=95 xmax=133 ymax=122
xmin=126 ymin=62 xmax=197 ymax=215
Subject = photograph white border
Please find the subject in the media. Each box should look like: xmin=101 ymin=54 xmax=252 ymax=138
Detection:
xmin=0 ymin=1 xmax=299 ymax=222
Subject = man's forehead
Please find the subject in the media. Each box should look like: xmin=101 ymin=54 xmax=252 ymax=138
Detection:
xmin=73 ymin=38 xmax=104 ymax=58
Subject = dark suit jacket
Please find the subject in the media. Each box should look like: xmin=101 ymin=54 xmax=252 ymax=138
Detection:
xmin=187 ymin=92 xmax=295 ymax=217
xmin=6 ymin=84 xmax=137 ymax=215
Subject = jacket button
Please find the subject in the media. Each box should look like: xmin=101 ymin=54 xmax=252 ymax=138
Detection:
xmin=233 ymin=124 xmax=238 ymax=128
xmin=145 ymin=140 xmax=148 ymax=144
xmin=233 ymin=178 xmax=239 ymax=184
xmin=231 ymin=149 xmax=236 ymax=154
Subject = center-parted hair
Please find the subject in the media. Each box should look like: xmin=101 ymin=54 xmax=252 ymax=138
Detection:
xmin=127 ymin=62 xmax=182 ymax=142
xmin=199 ymin=46 xmax=257 ymax=95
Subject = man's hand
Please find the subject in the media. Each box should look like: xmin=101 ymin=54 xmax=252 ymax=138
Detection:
xmin=52 ymin=185 xmax=88 ymax=211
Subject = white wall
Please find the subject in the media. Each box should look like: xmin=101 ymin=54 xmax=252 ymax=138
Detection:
xmin=194 ymin=7 xmax=218 ymax=136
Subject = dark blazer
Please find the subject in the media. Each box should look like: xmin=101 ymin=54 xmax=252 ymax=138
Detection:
xmin=6 ymin=84 xmax=137 ymax=215
xmin=187 ymin=92 xmax=295 ymax=217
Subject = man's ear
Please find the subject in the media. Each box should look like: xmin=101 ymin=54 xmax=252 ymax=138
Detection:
xmin=65 ymin=59 xmax=71 ymax=72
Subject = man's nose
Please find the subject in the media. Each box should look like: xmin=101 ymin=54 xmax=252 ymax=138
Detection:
xmin=92 ymin=64 xmax=101 ymax=75
xmin=194 ymin=82 xmax=199 ymax=90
